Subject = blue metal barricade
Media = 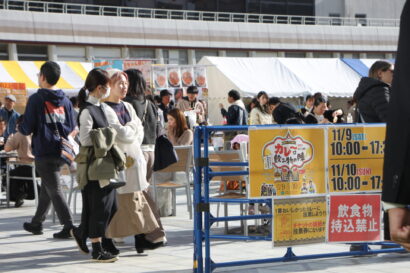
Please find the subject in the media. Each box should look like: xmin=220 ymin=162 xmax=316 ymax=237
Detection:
xmin=193 ymin=125 xmax=404 ymax=273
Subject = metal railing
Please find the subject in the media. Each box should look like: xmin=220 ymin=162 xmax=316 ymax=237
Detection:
xmin=0 ymin=0 xmax=400 ymax=27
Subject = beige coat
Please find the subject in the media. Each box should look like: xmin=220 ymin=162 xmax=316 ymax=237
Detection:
xmin=105 ymin=101 xmax=159 ymax=237
xmin=167 ymin=129 xmax=193 ymax=146
xmin=249 ymin=107 xmax=274 ymax=125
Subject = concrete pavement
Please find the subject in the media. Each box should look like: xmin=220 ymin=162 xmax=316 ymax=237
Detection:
xmin=1 ymin=188 xmax=410 ymax=273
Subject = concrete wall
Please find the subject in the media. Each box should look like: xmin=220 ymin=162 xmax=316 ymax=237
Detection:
xmin=0 ymin=9 xmax=399 ymax=54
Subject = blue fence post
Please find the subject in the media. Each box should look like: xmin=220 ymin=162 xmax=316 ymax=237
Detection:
xmin=203 ymin=127 xmax=212 ymax=273
xmin=193 ymin=126 xmax=204 ymax=273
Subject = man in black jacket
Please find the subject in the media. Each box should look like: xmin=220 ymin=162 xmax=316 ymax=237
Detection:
xmin=268 ymin=97 xmax=302 ymax=124
xmin=219 ymin=89 xmax=247 ymax=125
xmin=382 ymin=0 xmax=410 ymax=250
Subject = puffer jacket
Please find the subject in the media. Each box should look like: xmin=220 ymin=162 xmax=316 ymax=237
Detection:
xmin=353 ymin=77 xmax=391 ymax=123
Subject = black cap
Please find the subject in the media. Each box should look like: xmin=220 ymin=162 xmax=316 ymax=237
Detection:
xmin=187 ymin=86 xmax=199 ymax=94
xmin=160 ymin=89 xmax=172 ymax=97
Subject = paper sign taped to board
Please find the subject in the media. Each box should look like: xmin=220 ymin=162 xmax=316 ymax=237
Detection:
xmin=273 ymin=196 xmax=327 ymax=247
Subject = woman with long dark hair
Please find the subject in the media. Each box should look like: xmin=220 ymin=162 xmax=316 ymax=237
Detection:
xmin=124 ymin=69 xmax=160 ymax=182
xmin=249 ymin=91 xmax=273 ymax=125
xmin=166 ymin=108 xmax=193 ymax=146
xmin=71 ymin=68 xmax=119 ymax=262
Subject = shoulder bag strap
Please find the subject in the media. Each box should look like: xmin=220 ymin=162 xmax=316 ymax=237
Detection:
xmin=44 ymin=102 xmax=61 ymax=138
xmin=141 ymin=100 xmax=149 ymax=125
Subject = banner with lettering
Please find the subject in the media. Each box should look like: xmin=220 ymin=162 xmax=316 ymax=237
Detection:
xmin=249 ymin=127 xmax=326 ymax=198
xmin=328 ymin=194 xmax=381 ymax=242
xmin=93 ymin=59 xmax=152 ymax=87
xmin=328 ymin=125 xmax=385 ymax=193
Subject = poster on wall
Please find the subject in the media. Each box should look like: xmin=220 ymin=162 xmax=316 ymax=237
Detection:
xmin=152 ymin=66 xmax=167 ymax=89
xmin=123 ymin=60 xmax=152 ymax=87
xmin=328 ymin=125 xmax=385 ymax=193
xmin=194 ymin=66 xmax=207 ymax=88
xmin=328 ymin=194 xmax=381 ymax=243
xmin=181 ymin=66 xmax=194 ymax=87
xmin=249 ymin=127 xmax=326 ymax=198
xmin=0 ymin=82 xmax=27 ymax=114
xmin=167 ymin=66 xmax=181 ymax=88
xmin=93 ymin=59 xmax=152 ymax=87
xmin=273 ymin=196 xmax=327 ymax=247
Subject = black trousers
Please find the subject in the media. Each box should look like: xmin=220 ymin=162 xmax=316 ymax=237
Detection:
xmin=80 ymin=181 xmax=117 ymax=239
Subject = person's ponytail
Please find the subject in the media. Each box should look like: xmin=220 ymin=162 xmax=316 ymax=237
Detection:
xmin=78 ymin=87 xmax=88 ymax=109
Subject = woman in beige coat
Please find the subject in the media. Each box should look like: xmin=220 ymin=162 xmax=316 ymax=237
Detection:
xmin=249 ymin=91 xmax=274 ymax=125
xmin=104 ymin=69 xmax=164 ymax=254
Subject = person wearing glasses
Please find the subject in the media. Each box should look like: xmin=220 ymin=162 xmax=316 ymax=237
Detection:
xmin=353 ymin=60 xmax=394 ymax=123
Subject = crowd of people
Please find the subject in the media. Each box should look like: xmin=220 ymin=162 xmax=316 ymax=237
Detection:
xmin=219 ymin=88 xmax=346 ymax=127
xmin=2 ymin=61 xmax=201 ymax=263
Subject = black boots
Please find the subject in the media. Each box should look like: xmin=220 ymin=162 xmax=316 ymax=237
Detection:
xmin=102 ymin=238 xmax=120 ymax=256
xmin=91 ymin=242 xmax=118 ymax=263
xmin=134 ymin=234 xmax=163 ymax=254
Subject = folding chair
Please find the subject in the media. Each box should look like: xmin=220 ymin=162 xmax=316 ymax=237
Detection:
xmin=152 ymin=145 xmax=193 ymax=219
xmin=6 ymin=159 xmax=40 ymax=208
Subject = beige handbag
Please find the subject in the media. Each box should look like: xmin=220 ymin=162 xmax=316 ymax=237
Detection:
xmin=106 ymin=191 xmax=159 ymax=238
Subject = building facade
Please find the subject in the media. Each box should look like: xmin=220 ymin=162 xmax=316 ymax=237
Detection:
xmin=0 ymin=0 xmax=401 ymax=63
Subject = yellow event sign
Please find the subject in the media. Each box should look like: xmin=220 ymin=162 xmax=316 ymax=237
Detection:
xmin=328 ymin=125 xmax=385 ymax=193
xmin=249 ymin=127 xmax=326 ymax=198
xmin=273 ymin=197 xmax=327 ymax=247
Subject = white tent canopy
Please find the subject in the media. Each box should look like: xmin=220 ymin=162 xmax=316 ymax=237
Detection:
xmin=198 ymin=57 xmax=362 ymax=125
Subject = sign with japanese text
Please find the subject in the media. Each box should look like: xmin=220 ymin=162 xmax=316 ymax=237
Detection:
xmin=93 ymin=59 xmax=152 ymax=88
xmin=249 ymin=127 xmax=326 ymax=198
xmin=273 ymin=197 xmax=327 ymax=247
xmin=328 ymin=125 xmax=385 ymax=193
xmin=328 ymin=194 xmax=381 ymax=243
